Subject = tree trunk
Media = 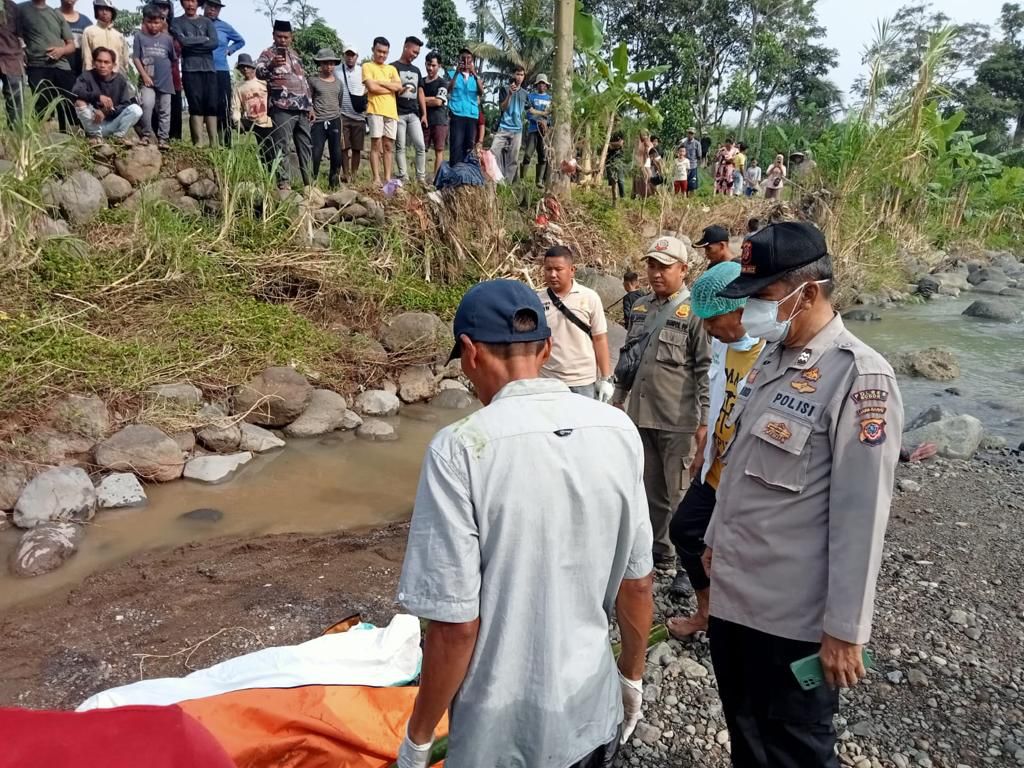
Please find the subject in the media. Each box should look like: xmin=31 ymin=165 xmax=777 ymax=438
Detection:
xmin=549 ymin=0 xmax=574 ymax=199
xmin=597 ymin=111 xmax=616 ymax=178
xmin=1014 ymin=111 xmax=1024 ymax=147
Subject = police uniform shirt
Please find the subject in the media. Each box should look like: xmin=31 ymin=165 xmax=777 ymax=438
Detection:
xmin=704 ymin=314 xmax=903 ymax=645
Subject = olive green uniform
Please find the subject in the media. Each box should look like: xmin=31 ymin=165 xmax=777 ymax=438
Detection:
xmin=613 ymin=289 xmax=712 ymax=562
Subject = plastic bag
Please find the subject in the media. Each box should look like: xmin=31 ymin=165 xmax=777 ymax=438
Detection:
xmin=480 ymin=149 xmax=504 ymax=183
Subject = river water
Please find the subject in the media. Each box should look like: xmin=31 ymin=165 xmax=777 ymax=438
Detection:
xmin=0 ymin=296 xmax=1020 ymax=611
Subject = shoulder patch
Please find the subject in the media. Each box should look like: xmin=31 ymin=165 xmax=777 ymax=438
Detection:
xmin=859 ymin=417 xmax=887 ymax=447
xmin=675 ymin=304 xmax=691 ymax=319
xmin=632 ymin=304 xmax=649 ymax=314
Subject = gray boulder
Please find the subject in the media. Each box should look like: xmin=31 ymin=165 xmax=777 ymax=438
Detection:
xmin=33 ymin=215 xmax=71 ymax=239
xmin=1000 ymin=287 xmax=1024 ymax=298
xmin=973 ymin=280 xmax=1010 ymax=295
xmin=398 ymin=365 xmax=437 ymax=403
xmin=313 ymin=207 xmax=338 ymax=225
xmin=184 ymin=452 xmax=253 ymax=483
xmin=380 ymin=312 xmax=452 ymax=363
xmin=337 ymin=203 xmax=368 ymax=221
xmin=326 ymin=188 xmax=359 ymax=208
xmin=48 ymin=394 xmax=110 ymax=440
xmin=58 ymin=170 xmax=107 ymax=225
xmin=114 ymin=144 xmax=162 ymax=184
xmin=906 ymin=405 xmax=956 ymax=432
xmin=95 ymin=473 xmax=147 ymax=509
xmin=340 ymin=410 xmax=363 ymax=430
xmin=171 ymin=430 xmax=196 ymax=455
xmin=930 ymin=272 xmax=971 ymax=292
xmin=233 ymin=367 xmax=313 ymax=427
xmin=238 ymin=423 xmax=286 ymax=452
xmin=356 ymin=418 xmax=397 ymax=441
xmin=962 ymin=300 xmax=1022 ymax=323
xmin=13 ymin=466 xmax=97 ymax=528
xmin=902 ymin=414 xmax=984 ymax=459
xmin=842 ymin=308 xmax=882 ymax=322
xmin=967 ymin=267 xmax=1008 ymax=286
xmin=284 ymin=389 xmax=348 ymax=437
xmin=95 ymin=425 xmax=185 ymax=482
xmin=147 ymin=382 xmax=203 ymax=406
xmin=176 ymin=167 xmax=201 ymax=186
xmin=196 ymin=403 xmax=242 ymax=453
xmin=188 ymin=178 xmax=219 ymax=200
xmin=10 ymin=522 xmax=84 ymax=577
xmin=891 ymin=347 xmax=959 ymax=381
xmin=355 ymin=389 xmax=401 ymax=417
xmin=0 ymin=461 xmax=30 ymax=510
xmin=433 ymin=389 xmax=474 ymax=410
xmin=577 ymin=269 xmax=625 ymax=310
xmin=350 ymin=334 xmax=388 ymax=366
xmin=101 ymin=173 xmax=134 ymax=204
xmin=19 ymin=427 xmax=95 ymax=466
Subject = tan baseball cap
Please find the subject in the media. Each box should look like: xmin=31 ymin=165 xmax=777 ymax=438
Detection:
xmin=645 ymin=236 xmax=689 ymax=265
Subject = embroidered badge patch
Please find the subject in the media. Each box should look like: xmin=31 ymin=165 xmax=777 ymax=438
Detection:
xmin=859 ymin=417 xmax=886 ymax=446
xmin=790 ymin=380 xmax=816 ymax=394
xmin=746 ymin=369 xmax=759 ymax=384
xmin=796 ymin=349 xmax=812 ymax=366
xmin=740 ymin=240 xmax=755 ymax=274
xmin=675 ymin=304 xmax=691 ymax=319
xmin=654 ymin=238 xmax=671 ymax=251
xmin=802 ymin=367 xmax=821 ymax=382
xmin=763 ymin=421 xmax=793 ymax=443
xmin=851 ymin=389 xmax=889 ymax=404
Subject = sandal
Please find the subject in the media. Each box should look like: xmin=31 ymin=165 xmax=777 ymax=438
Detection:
xmin=666 ymin=614 xmax=709 ymax=640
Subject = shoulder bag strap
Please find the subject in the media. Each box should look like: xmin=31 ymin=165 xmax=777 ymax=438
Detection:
xmin=547 ymin=288 xmax=592 ymax=337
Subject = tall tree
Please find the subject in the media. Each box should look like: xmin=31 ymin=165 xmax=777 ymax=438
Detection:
xmin=293 ymin=20 xmax=345 ymax=70
xmin=283 ymin=0 xmax=322 ymax=29
xmin=423 ymin=0 xmax=467 ymax=66
xmin=975 ymin=3 xmax=1024 ymax=146
xmin=550 ymin=0 xmax=574 ymax=197
xmin=469 ymin=0 xmax=555 ymax=85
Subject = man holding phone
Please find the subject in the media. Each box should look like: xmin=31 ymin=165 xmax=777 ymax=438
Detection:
xmin=488 ymin=65 xmax=527 ymax=182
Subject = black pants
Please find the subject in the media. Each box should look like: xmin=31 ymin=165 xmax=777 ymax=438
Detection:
xmin=567 ymin=729 xmax=620 ymax=768
xmin=669 ymin=480 xmax=717 ymax=591
xmin=269 ymin=107 xmax=312 ymax=187
xmin=448 ymin=114 xmax=477 ymax=165
xmin=216 ymin=70 xmax=232 ymax=147
xmin=170 ymin=91 xmax=183 ymax=140
xmin=242 ymin=121 xmax=276 ymax=173
xmin=26 ymin=65 xmax=75 ymax=131
xmin=522 ymin=130 xmax=548 ymax=185
xmin=311 ymin=116 xmax=343 ymax=187
xmin=709 ymin=617 xmax=839 ymax=768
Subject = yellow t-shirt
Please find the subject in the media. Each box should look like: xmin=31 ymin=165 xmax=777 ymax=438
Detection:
xmin=733 ymin=151 xmax=746 ymax=173
xmin=705 ymin=340 xmax=765 ymax=490
xmin=362 ymin=61 xmax=400 ymax=119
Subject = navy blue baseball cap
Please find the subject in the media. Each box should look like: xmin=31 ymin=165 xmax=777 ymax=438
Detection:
xmin=449 ymin=280 xmax=551 ymax=360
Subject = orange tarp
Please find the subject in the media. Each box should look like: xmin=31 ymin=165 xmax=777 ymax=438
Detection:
xmin=179 ymin=685 xmax=448 ymax=768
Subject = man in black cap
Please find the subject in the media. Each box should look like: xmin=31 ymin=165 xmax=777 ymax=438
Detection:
xmin=701 ymin=221 xmax=903 ymax=767
xmin=256 ymin=19 xmax=314 ymax=190
xmin=694 ymin=225 xmax=732 ymax=267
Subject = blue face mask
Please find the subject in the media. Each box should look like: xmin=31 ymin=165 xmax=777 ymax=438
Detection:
xmin=741 ymin=281 xmax=828 ymax=343
xmin=727 ymin=333 xmax=759 ymax=351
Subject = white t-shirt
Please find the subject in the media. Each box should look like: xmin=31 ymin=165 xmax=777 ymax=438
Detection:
xmin=674 ymin=157 xmax=691 ymax=181
xmin=538 ymin=280 xmax=609 ymax=387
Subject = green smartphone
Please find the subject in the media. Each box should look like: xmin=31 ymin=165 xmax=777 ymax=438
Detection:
xmin=790 ymin=649 xmax=874 ymax=690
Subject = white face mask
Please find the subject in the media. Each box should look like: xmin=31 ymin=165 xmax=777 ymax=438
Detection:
xmin=741 ymin=282 xmax=822 ymax=343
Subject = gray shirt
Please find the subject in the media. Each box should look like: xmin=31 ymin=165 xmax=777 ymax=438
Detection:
xmin=398 ymin=378 xmax=653 ymax=768
xmin=705 ymin=314 xmax=903 ymax=645
xmin=683 ymin=137 xmax=702 ymax=166
xmin=307 ymin=75 xmax=342 ymax=121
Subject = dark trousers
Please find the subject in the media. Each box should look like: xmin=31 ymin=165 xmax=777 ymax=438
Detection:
xmin=216 ymin=70 xmax=232 ymax=147
xmin=170 ymin=91 xmax=183 ymax=140
xmin=522 ymin=130 xmax=549 ymax=184
xmin=669 ymin=480 xmax=717 ymax=591
xmin=311 ymin=116 xmax=343 ymax=187
xmin=242 ymin=121 xmax=276 ymax=172
xmin=448 ymin=114 xmax=477 ymax=164
xmin=26 ymin=65 xmax=75 ymax=131
xmin=709 ymin=617 xmax=839 ymax=768
xmin=269 ymin=107 xmax=312 ymax=187
xmin=567 ymin=730 xmax=620 ymax=768
xmin=1 ymin=71 xmax=23 ymax=124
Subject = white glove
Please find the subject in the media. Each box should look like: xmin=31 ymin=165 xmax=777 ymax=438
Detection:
xmin=397 ymin=730 xmax=433 ymax=768
xmin=618 ymin=670 xmax=643 ymax=744
xmin=595 ymin=378 xmax=615 ymax=403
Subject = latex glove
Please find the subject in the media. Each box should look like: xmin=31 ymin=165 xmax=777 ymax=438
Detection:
xmin=595 ymin=378 xmax=614 ymax=403
xmin=619 ymin=670 xmax=643 ymax=744
xmin=397 ymin=731 xmax=433 ymax=768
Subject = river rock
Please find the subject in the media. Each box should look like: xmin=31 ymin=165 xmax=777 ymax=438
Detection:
xmin=438 ymin=378 xmax=468 ymax=392
xmin=33 ymin=215 xmax=71 ymax=239
xmin=380 ymin=312 xmax=451 ymax=363
xmin=354 ymin=390 xmax=399 ymax=417
xmin=906 ymin=405 xmax=955 ymax=432
xmin=184 ymin=452 xmax=253 ymax=483
xmin=180 ymin=507 xmax=223 ymax=523
xmin=284 ymin=389 xmax=348 ymax=437
xmin=95 ymin=473 xmax=147 ymax=509
xmin=962 ymin=300 xmax=1022 ymax=323
xmin=931 ymin=272 xmax=971 ymax=292
xmin=340 ymin=410 xmax=363 ymax=430
xmin=1000 ymin=287 xmax=1024 ymax=298
xmin=968 ymin=267 xmax=1008 ymax=286
xmin=891 ymin=347 xmax=959 ymax=381
xmin=48 ymin=394 xmax=110 ymax=440
xmin=176 ymin=167 xmax=200 ymax=186
xmin=95 ymin=425 xmax=186 ymax=482
xmin=147 ymin=382 xmax=203 ymax=406
xmin=326 ymin=188 xmax=358 ymax=209
xmin=10 ymin=522 xmax=84 ymax=577
xmin=20 ymin=427 xmax=95 ymax=466
xmin=101 ymin=174 xmax=133 ymax=204
xmin=842 ymin=308 xmax=882 ymax=322
xmin=0 ymin=461 xmax=30 ymax=511
xmin=902 ymin=414 xmax=984 ymax=459
xmin=233 ymin=366 xmax=313 ymax=427
xmin=350 ymin=334 xmax=389 ymax=366
xmin=433 ymin=389 xmax=474 ymax=410
xmin=188 ymin=179 xmax=219 ymax=200
xmin=356 ymin=419 xmax=397 ymax=441
xmin=398 ymin=366 xmax=437 ymax=403
xmin=338 ymin=203 xmax=368 ymax=221
xmin=57 ymin=170 xmax=107 ymax=225
xmin=973 ymin=280 xmax=1010 ymax=295
xmin=577 ymin=269 xmax=624 ymax=310
xmin=171 ymin=430 xmax=196 ymax=456
xmin=238 ymin=423 xmax=285 ymax=452
xmin=312 ymin=207 xmax=338 ymax=225
xmin=196 ymin=404 xmax=241 ymax=453
xmin=13 ymin=467 xmax=97 ymax=528
xmin=114 ymin=144 xmax=162 ymax=184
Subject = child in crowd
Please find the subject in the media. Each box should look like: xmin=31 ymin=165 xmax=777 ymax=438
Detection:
xmin=308 ymin=49 xmax=344 ymax=188
xmin=622 ymin=271 xmax=644 ymax=329
xmin=744 ymin=157 xmax=762 ymax=197
xmin=673 ymin=146 xmax=690 ymax=195
xmin=605 ymin=132 xmax=626 ymax=204
xmin=133 ymin=5 xmax=177 ymax=148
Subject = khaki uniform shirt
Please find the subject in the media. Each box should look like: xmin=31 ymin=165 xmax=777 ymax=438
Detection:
xmin=613 ymin=290 xmax=711 ymax=433
xmin=538 ymin=280 xmax=608 ymax=387
xmin=82 ymin=24 xmax=130 ymax=73
xmin=705 ymin=314 xmax=902 ymax=645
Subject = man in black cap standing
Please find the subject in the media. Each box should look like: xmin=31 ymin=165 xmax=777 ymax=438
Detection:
xmin=256 ymin=19 xmax=314 ymax=190
xmin=694 ymin=225 xmax=733 ymax=267
xmin=702 ymin=221 xmax=902 ymax=767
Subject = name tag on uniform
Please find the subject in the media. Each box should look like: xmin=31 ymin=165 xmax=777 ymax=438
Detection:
xmin=771 ymin=392 xmax=818 ymax=420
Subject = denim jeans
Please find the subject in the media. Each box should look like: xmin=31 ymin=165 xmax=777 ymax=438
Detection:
xmin=76 ymin=103 xmax=143 ymax=138
xmin=395 ymin=112 xmax=426 ymax=181
xmin=490 ymin=129 xmax=522 ymax=182
xmin=138 ymin=86 xmax=171 ymax=141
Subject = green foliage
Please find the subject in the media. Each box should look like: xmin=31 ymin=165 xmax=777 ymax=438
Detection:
xmin=423 ymin=0 xmax=468 ymax=67
xmin=293 ymin=21 xmax=345 ymax=72
xmin=469 ymin=0 xmax=555 ymax=85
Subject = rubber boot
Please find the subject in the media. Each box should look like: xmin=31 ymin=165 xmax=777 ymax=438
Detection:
xmin=205 ymin=116 xmax=219 ymax=148
xmin=189 ymin=115 xmax=204 ymax=146
xmin=666 ymin=588 xmax=710 ymax=639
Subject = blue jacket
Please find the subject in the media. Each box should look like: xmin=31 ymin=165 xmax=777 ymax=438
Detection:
xmin=211 ymin=18 xmax=245 ymax=72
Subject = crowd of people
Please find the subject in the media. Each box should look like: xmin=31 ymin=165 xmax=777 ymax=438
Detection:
xmin=396 ymin=221 xmax=903 ymax=768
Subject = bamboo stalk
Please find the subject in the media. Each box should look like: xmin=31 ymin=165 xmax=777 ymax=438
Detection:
xmin=387 ymin=624 xmax=671 ymax=767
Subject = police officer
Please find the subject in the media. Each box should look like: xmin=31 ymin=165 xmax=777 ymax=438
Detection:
xmin=703 ymin=222 xmax=903 ymax=767
xmin=612 ymin=236 xmax=711 ymax=569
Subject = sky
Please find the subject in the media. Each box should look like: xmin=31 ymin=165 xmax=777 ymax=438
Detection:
xmin=225 ymin=0 xmax=1007 ymax=98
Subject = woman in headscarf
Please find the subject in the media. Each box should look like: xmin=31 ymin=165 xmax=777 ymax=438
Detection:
xmin=713 ymin=137 xmax=738 ymax=195
xmin=763 ymin=153 xmax=787 ymax=199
